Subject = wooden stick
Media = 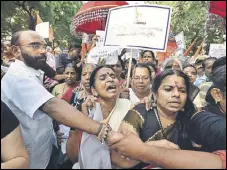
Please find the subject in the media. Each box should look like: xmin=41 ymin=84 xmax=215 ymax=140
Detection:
xmin=126 ymin=49 xmax=134 ymax=88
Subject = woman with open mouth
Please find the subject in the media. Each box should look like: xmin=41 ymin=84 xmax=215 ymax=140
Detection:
xmin=76 ymin=65 xmax=134 ymax=169
xmin=118 ymin=69 xmax=196 ymax=169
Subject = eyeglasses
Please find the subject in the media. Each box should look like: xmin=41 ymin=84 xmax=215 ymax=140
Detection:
xmin=133 ymin=76 xmax=150 ymax=81
xmin=19 ymin=44 xmax=47 ymax=51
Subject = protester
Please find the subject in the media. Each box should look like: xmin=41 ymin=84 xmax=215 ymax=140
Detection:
xmin=1 ymin=30 xmax=117 ymax=169
xmin=162 ymin=57 xmax=183 ymax=71
xmin=202 ymin=57 xmax=217 ymax=81
xmin=183 ymin=64 xmax=200 ymax=102
xmin=78 ymin=66 xmax=133 ymax=169
xmin=56 ymin=44 xmax=82 ymax=75
xmin=140 ymin=50 xmax=156 ymax=65
xmin=189 ymin=57 xmax=226 ymax=152
xmin=129 ymin=63 xmax=152 ymax=106
xmin=66 ymin=63 xmax=96 ymax=164
xmin=194 ymin=56 xmax=207 ymax=87
xmin=52 ymin=63 xmax=79 ymax=99
xmin=53 ymin=40 xmax=62 ymax=56
xmin=119 ymin=69 xmax=195 ymax=168
xmin=110 ymin=132 xmax=226 ymax=169
xmin=1 ymin=101 xmax=29 ymax=169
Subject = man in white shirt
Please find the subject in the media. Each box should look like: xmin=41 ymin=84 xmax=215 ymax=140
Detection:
xmin=1 ymin=30 xmax=105 ymax=169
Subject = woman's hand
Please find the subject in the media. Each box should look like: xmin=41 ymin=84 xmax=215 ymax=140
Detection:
xmin=81 ymin=95 xmax=98 ymax=115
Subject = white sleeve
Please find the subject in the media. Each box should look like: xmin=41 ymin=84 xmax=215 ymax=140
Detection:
xmin=4 ymin=74 xmax=54 ymax=118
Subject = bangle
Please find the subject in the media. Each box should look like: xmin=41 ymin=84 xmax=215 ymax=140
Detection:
xmin=97 ymin=124 xmax=112 ymax=144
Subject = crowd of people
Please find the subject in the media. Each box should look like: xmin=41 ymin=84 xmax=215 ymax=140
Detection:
xmin=1 ymin=29 xmax=226 ymax=169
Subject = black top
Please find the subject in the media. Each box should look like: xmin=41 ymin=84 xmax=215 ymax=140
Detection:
xmin=189 ymin=111 xmax=226 ymax=152
xmin=1 ymin=101 xmax=19 ymax=139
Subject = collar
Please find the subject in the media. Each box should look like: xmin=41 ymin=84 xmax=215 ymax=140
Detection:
xmin=14 ymin=59 xmax=44 ymax=77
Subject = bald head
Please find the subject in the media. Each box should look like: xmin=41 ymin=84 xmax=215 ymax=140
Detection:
xmin=11 ymin=30 xmax=45 ymax=46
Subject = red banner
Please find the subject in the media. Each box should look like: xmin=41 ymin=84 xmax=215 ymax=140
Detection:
xmin=209 ymin=1 xmax=226 ymax=18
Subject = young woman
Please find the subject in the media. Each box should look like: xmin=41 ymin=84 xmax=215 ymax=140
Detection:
xmin=119 ymin=69 xmax=196 ymax=168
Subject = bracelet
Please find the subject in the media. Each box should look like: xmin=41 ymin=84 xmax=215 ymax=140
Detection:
xmin=97 ymin=124 xmax=112 ymax=144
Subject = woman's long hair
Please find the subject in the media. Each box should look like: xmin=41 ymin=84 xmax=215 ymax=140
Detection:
xmin=152 ymin=69 xmax=195 ymax=149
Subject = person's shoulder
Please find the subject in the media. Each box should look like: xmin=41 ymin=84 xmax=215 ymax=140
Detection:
xmin=191 ymin=110 xmax=225 ymax=123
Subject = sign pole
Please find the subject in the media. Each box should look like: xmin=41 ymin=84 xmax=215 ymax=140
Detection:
xmin=126 ymin=48 xmax=134 ymax=88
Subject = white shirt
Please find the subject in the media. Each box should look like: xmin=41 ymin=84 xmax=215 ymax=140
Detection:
xmin=1 ymin=60 xmax=56 ymax=169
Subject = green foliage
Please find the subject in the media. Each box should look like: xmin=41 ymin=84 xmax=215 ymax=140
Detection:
xmin=1 ymin=1 xmax=83 ymax=49
xmin=145 ymin=1 xmax=225 ymax=54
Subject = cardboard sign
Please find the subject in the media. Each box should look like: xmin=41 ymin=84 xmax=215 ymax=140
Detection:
xmin=104 ymin=5 xmax=172 ymax=52
xmin=87 ymin=46 xmax=119 ymax=65
xmin=35 ymin=22 xmax=49 ymax=38
xmin=209 ymin=44 xmax=226 ymax=58
xmin=175 ymin=31 xmax=185 ymax=49
xmin=96 ymin=30 xmax=105 ymax=47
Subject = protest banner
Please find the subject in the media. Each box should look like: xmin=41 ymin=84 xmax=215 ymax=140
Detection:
xmin=87 ymin=46 xmax=119 ymax=65
xmin=104 ymin=4 xmax=172 ymax=52
xmin=35 ymin=22 xmax=49 ymax=38
xmin=96 ymin=30 xmax=105 ymax=47
xmin=209 ymin=44 xmax=226 ymax=58
xmin=175 ymin=31 xmax=185 ymax=49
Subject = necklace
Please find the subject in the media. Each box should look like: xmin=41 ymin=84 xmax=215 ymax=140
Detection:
xmin=154 ymin=108 xmax=167 ymax=139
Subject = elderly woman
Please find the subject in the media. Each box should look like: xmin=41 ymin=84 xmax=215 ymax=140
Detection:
xmin=162 ymin=58 xmax=183 ymax=71
xmin=77 ymin=66 xmax=133 ymax=169
xmin=140 ymin=50 xmax=156 ymax=65
xmin=120 ymin=69 xmax=195 ymax=168
xmin=129 ymin=63 xmax=152 ymax=106
xmin=52 ymin=63 xmax=79 ymax=99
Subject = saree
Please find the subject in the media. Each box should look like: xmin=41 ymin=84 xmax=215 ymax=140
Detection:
xmin=123 ymin=103 xmax=193 ymax=169
xmin=79 ymin=99 xmax=133 ymax=169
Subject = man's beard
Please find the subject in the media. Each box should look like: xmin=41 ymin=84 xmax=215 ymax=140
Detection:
xmin=21 ymin=50 xmax=47 ymax=70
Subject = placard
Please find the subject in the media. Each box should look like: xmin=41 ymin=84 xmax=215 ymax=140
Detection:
xmin=175 ymin=31 xmax=185 ymax=49
xmin=104 ymin=5 xmax=172 ymax=52
xmin=35 ymin=22 xmax=49 ymax=38
xmin=209 ymin=44 xmax=226 ymax=58
xmin=96 ymin=30 xmax=105 ymax=47
xmin=87 ymin=46 xmax=119 ymax=65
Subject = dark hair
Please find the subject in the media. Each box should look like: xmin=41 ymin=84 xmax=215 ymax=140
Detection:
xmin=133 ymin=63 xmax=152 ymax=78
xmin=152 ymin=69 xmax=195 ymax=149
xmin=125 ymin=58 xmax=137 ymax=65
xmin=141 ymin=50 xmax=155 ymax=60
xmin=183 ymin=64 xmax=197 ymax=74
xmin=11 ymin=31 xmax=22 ymax=46
xmin=202 ymin=57 xmax=217 ymax=70
xmin=145 ymin=62 xmax=157 ymax=74
xmin=90 ymin=65 xmax=115 ymax=88
xmin=55 ymin=40 xmax=60 ymax=46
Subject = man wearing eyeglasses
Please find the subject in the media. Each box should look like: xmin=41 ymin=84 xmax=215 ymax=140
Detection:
xmin=1 ymin=30 xmax=111 ymax=169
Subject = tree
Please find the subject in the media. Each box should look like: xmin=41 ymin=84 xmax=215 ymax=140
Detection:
xmin=145 ymin=1 xmax=225 ymax=54
xmin=1 ymin=1 xmax=83 ymax=49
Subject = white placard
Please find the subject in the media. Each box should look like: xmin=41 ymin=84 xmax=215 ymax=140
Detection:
xmin=104 ymin=5 xmax=172 ymax=52
xmin=209 ymin=44 xmax=226 ymax=58
xmin=96 ymin=30 xmax=105 ymax=47
xmin=35 ymin=22 xmax=49 ymax=38
xmin=175 ymin=31 xmax=185 ymax=49
xmin=87 ymin=46 xmax=119 ymax=65
xmin=124 ymin=49 xmax=141 ymax=60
